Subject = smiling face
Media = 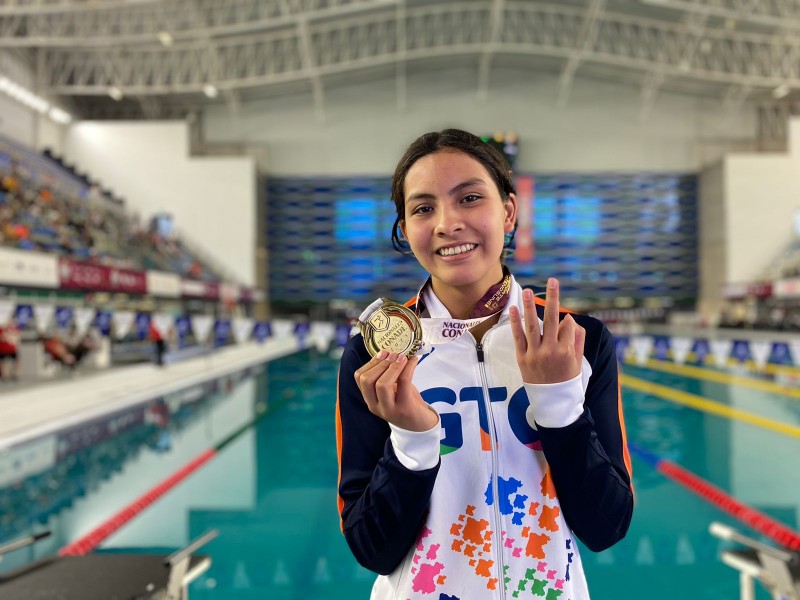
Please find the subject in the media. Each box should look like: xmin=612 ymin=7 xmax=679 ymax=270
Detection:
xmin=400 ymin=149 xmax=517 ymax=315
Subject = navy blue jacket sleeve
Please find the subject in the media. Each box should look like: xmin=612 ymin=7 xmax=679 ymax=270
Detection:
xmin=535 ymin=314 xmax=634 ymax=552
xmin=336 ymin=334 xmax=440 ymax=575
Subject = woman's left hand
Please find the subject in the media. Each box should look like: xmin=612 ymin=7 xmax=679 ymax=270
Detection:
xmin=509 ymin=278 xmax=585 ymax=384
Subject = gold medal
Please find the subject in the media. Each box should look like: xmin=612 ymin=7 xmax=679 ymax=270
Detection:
xmin=358 ymin=299 xmax=423 ymax=358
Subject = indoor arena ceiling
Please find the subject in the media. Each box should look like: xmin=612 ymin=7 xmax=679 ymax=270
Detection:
xmin=1 ymin=0 xmax=800 ymax=120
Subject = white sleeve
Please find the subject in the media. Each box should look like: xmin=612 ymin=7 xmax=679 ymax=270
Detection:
xmin=389 ymin=410 xmax=441 ymax=471
xmin=524 ymin=372 xmax=586 ymax=428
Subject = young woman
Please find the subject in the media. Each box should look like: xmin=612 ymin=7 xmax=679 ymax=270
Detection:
xmin=336 ymin=129 xmax=633 ymax=600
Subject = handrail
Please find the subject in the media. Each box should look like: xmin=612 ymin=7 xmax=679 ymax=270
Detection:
xmin=164 ymin=529 xmax=219 ymax=567
xmin=0 ymin=530 xmax=51 ymax=559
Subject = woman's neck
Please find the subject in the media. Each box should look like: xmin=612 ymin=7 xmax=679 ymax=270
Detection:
xmin=429 ymin=270 xmax=505 ymax=320
xmin=430 ymin=282 xmax=483 ymax=320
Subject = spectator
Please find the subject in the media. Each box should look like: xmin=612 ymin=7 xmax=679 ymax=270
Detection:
xmin=64 ymin=325 xmax=99 ymax=367
xmin=149 ymin=321 xmax=168 ymax=367
xmin=43 ymin=333 xmax=76 ymax=368
xmin=0 ymin=319 xmax=21 ymax=382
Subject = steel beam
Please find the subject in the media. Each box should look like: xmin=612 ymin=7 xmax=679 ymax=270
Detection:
xmin=0 ymin=0 xmax=400 ymax=47
xmin=557 ymin=0 xmax=605 ymax=108
xmin=10 ymin=1 xmax=797 ymax=101
xmin=477 ymin=0 xmax=505 ymax=102
xmin=640 ymin=0 xmax=800 ymax=32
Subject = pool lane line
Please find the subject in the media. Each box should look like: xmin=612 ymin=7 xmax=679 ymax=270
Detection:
xmin=651 ymin=352 xmax=800 ymax=379
xmin=60 ymin=407 xmax=271 ymax=557
xmin=624 ymin=358 xmax=800 ymax=401
xmin=59 ymin=449 xmax=217 ymax=556
xmin=621 ymin=374 xmax=800 ymax=439
xmin=628 ymin=443 xmax=800 ymax=551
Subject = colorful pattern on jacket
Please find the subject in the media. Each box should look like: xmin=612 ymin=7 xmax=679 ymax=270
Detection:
xmin=336 ymin=279 xmax=633 ymax=599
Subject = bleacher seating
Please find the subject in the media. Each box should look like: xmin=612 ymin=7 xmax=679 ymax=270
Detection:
xmin=0 ymin=136 xmax=221 ymax=282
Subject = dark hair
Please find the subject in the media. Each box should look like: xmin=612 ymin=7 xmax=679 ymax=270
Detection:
xmin=390 ymin=129 xmax=517 ymax=253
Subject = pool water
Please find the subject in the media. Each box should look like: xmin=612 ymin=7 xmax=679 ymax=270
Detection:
xmin=3 ymin=349 xmax=797 ymax=599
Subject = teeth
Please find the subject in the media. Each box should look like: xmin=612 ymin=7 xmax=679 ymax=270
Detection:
xmin=438 ymin=243 xmax=476 ymax=256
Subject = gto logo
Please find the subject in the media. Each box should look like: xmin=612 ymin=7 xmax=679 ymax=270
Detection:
xmin=421 ymin=386 xmax=541 ymax=454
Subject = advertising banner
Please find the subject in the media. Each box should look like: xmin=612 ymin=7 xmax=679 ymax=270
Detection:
xmin=253 ymin=322 xmax=271 ymax=343
xmin=74 ymin=307 xmax=96 ymax=336
xmin=146 ymin=271 xmax=181 ymax=298
xmin=113 ymin=310 xmax=135 ymax=340
xmin=109 ymin=268 xmax=147 ymax=294
xmin=191 ymin=315 xmax=214 ymax=343
xmin=32 ymin=304 xmax=54 ymax=333
xmin=58 ymin=258 xmax=146 ymax=294
xmin=232 ymin=317 xmax=253 ymax=344
xmin=774 ymin=278 xmax=800 ymax=298
xmin=0 ymin=247 xmax=58 ymax=288
xmin=514 ymin=175 xmax=535 ymax=263
xmin=181 ymin=279 xmax=220 ymax=299
xmin=55 ymin=306 xmax=74 ymax=329
xmin=272 ymin=319 xmax=294 ymax=340
xmin=0 ymin=299 xmax=13 ymax=326
xmin=153 ymin=313 xmax=175 ymax=336
xmin=175 ymin=315 xmax=192 ymax=343
xmin=15 ymin=304 xmax=33 ymax=329
xmin=135 ymin=312 xmax=151 ymax=340
xmin=96 ymin=310 xmax=113 ymax=336
xmin=214 ymin=319 xmax=231 ymax=346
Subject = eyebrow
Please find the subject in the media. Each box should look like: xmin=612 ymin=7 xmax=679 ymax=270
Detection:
xmin=406 ymin=178 xmax=488 ymax=203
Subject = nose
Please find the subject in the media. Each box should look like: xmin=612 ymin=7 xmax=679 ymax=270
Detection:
xmin=434 ymin=204 xmax=464 ymax=237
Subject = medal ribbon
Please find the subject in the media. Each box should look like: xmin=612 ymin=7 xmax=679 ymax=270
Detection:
xmin=416 ymin=267 xmax=512 ymax=347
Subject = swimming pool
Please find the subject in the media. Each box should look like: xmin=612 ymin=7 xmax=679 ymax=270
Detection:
xmin=1 ymin=348 xmax=797 ymax=599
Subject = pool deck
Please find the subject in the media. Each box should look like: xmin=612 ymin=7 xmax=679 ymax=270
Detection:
xmin=0 ymin=338 xmax=300 ymax=451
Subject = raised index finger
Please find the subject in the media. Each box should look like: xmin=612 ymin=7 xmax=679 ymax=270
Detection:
xmin=543 ymin=278 xmax=560 ymax=342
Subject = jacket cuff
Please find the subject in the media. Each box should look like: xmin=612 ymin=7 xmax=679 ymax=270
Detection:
xmin=524 ymin=373 xmax=585 ymax=428
xmin=389 ymin=410 xmax=441 ymax=471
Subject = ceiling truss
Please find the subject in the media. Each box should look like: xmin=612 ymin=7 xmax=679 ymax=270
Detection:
xmin=1 ymin=0 xmax=799 ymax=120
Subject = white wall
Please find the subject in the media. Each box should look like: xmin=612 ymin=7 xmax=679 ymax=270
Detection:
xmin=37 ymin=116 xmax=66 ymax=154
xmin=697 ymin=117 xmax=800 ymax=320
xmin=203 ymin=67 xmax=756 ymax=175
xmin=64 ymin=121 xmax=256 ymax=286
xmin=724 ymin=118 xmax=800 ymax=285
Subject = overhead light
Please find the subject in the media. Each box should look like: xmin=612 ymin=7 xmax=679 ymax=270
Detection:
xmin=773 ymin=84 xmax=790 ymax=99
xmin=108 ymin=86 xmax=124 ymax=101
xmin=48 ymin=107 xmax=73 ymax=124
xmin=0 ymin=75 xmax=50 ymax=114
xmin=203 ymin=84 xmax=218 ymax=98
xmin=158 ymin=31 xmax=173 ymax=46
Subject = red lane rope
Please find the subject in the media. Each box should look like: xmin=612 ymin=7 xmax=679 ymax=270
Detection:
xmin=59 ymin=449 xmax=217 ymax=556
xmin=659 ymin=460 xmax=800 ymax=551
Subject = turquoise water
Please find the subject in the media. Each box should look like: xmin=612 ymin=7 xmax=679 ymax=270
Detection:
xmin=3 ymin=350 xmax=797 ymax=599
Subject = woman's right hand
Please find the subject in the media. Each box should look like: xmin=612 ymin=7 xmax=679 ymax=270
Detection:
xmin=354 ymin=350 xmax=438 ymax=432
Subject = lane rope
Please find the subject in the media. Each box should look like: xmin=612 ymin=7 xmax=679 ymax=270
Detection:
xmin=59 ymin=450 xmax=217 ymax=556
xmin=622 ymin=374 xmax=800 ymax=439
xmin=625 ymin=357 xmax=800 ymax=401
xmin=628 ymin=443 xmax=800 ymax=551
xmin=58 ymin=399 xmax=275 ymax=556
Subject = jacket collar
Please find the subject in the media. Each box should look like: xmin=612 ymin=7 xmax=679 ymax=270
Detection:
xmin=419 ymin=275 xmax=525 ymax=325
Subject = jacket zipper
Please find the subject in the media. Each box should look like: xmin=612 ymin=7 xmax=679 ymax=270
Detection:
xmin=476 ymin=340 xmax=508 ymax=600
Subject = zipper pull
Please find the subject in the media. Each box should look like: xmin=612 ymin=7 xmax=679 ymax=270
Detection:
xmin=476 ymin=343 xmax=484 ymax=363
